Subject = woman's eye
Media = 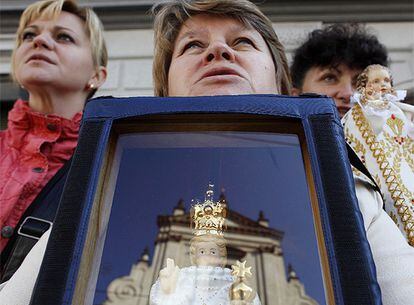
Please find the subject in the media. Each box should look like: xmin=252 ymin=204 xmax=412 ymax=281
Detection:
xmin=22 ymin=31 xmax=36 ymax=41
xmin=56 ymin=33 xmax=74 ymax=43
xmin=234 ymin=37 xmax=254 ymax=47
xmin=321 ymin=73 xmax=337 ymax=83
xmin=182 ymin=41 xmax=202 ymax=53
xmin=210 ymin=250 xmax=216 ymax=255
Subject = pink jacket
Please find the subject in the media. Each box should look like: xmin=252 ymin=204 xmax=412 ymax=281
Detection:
xmin=0 ymin=100 xmax=80 ymax=251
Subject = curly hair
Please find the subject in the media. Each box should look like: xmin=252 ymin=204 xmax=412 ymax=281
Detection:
xmin=291 ymin=24 xmax=388 ymax=89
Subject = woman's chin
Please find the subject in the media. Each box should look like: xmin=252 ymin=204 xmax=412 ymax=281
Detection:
xmin=19 ymin=76 xmax=55 ymax=89
xmin=189 ymin=83 xmax=253 ymax=97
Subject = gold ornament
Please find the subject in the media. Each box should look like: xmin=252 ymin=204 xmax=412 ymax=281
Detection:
xmin=230 ymin=260 xmax=254 ymax=302
xmin=351 ymin=105 xmax=414 ymax=245
xmin=191 ymin=183 xmax=227 ymax=236
xmin=387 ymin=116 xmax=404 ymax=137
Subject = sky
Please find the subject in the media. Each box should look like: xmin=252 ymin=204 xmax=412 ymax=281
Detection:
xmin=92 ymin=132 xmax=326 ymax=305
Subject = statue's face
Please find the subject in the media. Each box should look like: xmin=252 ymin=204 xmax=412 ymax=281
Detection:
xmin=366 ymin=67 xmax=392 ymax=94
xmin=195 ymin=241 xmax=222 ymax=267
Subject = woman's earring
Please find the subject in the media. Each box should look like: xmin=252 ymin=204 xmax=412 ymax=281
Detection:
xmin=89 ymin=83 xmax=95 ymax=90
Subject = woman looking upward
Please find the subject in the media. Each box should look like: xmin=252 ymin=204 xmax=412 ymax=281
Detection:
xmin=152 ymin=1 xmax=414 ymax=305
xmin=0 ymin=0 xmax=107 ymax=260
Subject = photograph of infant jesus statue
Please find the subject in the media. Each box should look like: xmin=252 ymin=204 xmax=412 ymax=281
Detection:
xmin=150 ymin=184 xmax=261 ymax=305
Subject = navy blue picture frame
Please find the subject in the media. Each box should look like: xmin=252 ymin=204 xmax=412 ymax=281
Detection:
xmin=31 ymin=95 xmax=381 ymax=305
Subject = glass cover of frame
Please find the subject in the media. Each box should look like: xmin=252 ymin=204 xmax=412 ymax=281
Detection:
xmin=92 ymin=131 xmax=326 ymax=305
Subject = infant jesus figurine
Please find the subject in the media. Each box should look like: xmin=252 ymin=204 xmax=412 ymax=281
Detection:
xmin=343 ymin=64 xmax=414 ymax=245
xmin=150 ymin=185 xmax=261 ymax=305
xmin=150 ymin=234 xmax=261 ymax=305
xmin=355 ymin=64 xmax=399 ymax=110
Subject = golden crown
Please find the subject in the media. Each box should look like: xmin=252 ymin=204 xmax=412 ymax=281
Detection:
xmin=191 ymin=184 xmax=227 ymax=236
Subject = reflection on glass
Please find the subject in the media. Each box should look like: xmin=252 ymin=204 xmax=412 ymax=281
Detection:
xmin=94 ymin=132 xmax=325 ymax=305
xmin=150 ymin=184 xmax=260 ymax=305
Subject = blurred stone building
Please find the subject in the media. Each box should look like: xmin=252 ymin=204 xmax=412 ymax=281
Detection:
xmin=1 ymin=0 xmax=413 ymax=129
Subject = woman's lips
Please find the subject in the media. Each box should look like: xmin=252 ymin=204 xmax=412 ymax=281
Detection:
xmin=26 ymin=54 xmax=55 ymax=64
xmin=199 ymin=67 xmax=242 ymax=81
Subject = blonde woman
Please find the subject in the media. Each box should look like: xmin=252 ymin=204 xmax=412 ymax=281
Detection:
xmin=0 ymin=0 xmax=107 ymax=302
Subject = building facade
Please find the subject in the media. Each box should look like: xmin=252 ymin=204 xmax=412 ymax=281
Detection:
xmin=0 ymin=0 xmax=413 ymax=128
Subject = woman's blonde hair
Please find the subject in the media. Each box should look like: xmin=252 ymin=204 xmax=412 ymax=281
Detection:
xmin=11 ymin=0 xmax=107 ymax=87
xmin=152 ymin=0 xmax=292 ymax=97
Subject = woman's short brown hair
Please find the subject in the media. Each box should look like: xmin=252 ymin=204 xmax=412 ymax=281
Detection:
xmin=152 ymin=0 xmax=292 ymax=97
xmin=11 ymin=0 xmax=107 ymax=82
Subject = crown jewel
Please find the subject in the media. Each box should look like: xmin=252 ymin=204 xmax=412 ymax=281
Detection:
xmin=191 ymin=183 xmax=227 ymax=236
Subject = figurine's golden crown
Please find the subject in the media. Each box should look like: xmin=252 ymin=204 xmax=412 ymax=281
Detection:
xmin=191 ymin=184 xmax=227 ymax=236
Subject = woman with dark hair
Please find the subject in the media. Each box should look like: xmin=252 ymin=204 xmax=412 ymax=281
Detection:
xmin=290 ymin=24 xmax=414 ymax=305
xmin=290 ymin=24 xmax=388 ymax=117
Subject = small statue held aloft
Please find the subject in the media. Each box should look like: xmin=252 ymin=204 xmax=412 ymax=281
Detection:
xmin=354 ymin=64 xmax=405 ymax=111
xmin=149 ymin=184 xmax=262 ymax=305
xmin=344 ymin=64 xmax=414 ymax=246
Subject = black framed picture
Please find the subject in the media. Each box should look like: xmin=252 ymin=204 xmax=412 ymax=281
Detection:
xmin=31 ymin=95 xmax=381 ymax=305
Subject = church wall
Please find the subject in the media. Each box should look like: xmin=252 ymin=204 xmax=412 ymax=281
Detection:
xmin=254 ymin=252 xmax=266 ymax=304
xmin=285 ymin=279 xmax=318 ymax=305
xmin=130 ymin=263 xmax=150 ymax=305
xmin=225 ymin=232 xmax=282 ymax=250
xmin=261 ymin=251 xmax=289 ymax=305
xmin=162 ymin=239 xmax=188 ymax=267
xmin=150 ymin=240 xmax=166 ymax=285
xmin=84 ymin=22 xmax=414 ymax=99
xmin=99 ymin=29 xmax=155 ymax=97
xmin=243 ymin=252 xmax=259 ymax=294
xmin=1 ymin=21 xmax=413 ymax=111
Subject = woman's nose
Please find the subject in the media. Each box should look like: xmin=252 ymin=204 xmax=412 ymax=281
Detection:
xmin=204 ymin=41 xmax=235 ymax=63
xmin=336 ymin=83 xmax=353 ymax=104
xmin=32 ymin=33 xmax=54 ymax=50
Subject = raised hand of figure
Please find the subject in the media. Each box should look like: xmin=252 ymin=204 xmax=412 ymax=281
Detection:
xmin=159 ymin=258 xmax=180 ymax=294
